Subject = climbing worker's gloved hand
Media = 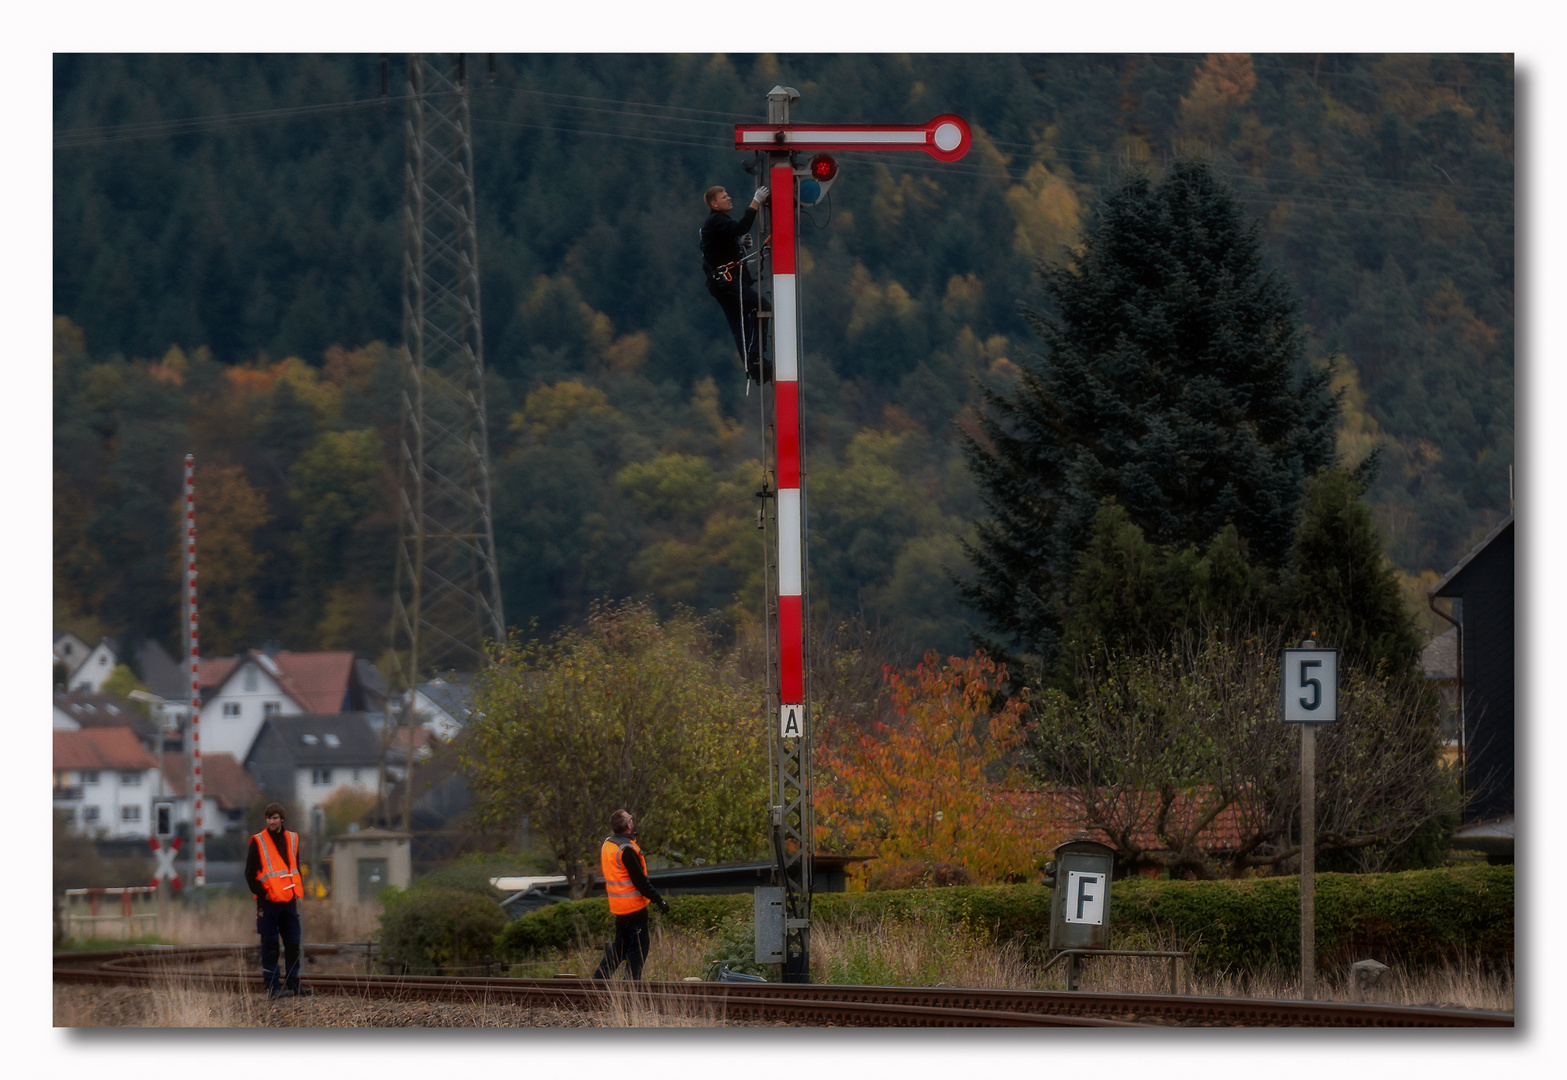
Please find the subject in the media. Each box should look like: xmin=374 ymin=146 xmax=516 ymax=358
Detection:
xmin=752 ymin=186 xmax=769 ymax=205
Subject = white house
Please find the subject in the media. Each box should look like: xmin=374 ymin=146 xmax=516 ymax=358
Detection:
xmin=61 ymin=637 xmax=120 ymax=693
xmin=244 ymin=713 xmax=387 ymax=824
xmin=198 ymin=650 xmax=368 ymax=763
xmin=53 ymin=727 xmax=162 ymax=839
xmin=53 ymin=630 xmax=91 ymax=681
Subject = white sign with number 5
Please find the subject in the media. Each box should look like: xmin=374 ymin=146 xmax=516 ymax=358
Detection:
xmin=1282 ymin=648 xmax=1339 ymax=722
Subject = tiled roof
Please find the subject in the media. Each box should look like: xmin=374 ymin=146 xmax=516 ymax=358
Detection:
xmin=271 ymin=651 xmax=355 ymax=713
xmin=1000 ymin=786 xmax=1256 ymax=854
xmin=53 ymin=690 xmax=155 ymax=736
xmin=199 ymin=657 xmax=238 ymax=691
xmin=160 ymin=751 xmax=261 ymax=812
xmin=252 ymin=713 xmax=382 ymax=766
xmin=202 ymin=650 xmax=356 ymax=714
xmin=54 ymin=727 xmax=159 ymax=772
xmin=1422 ymin=627 xmax=1459 ymax=680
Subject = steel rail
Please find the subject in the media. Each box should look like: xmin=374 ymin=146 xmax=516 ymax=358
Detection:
xmin=54 ymin=945 xmax=1513 ymax=1028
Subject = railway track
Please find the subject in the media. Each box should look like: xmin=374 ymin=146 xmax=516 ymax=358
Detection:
xmin=54 ymin=945 xmax=1514 ymax=1028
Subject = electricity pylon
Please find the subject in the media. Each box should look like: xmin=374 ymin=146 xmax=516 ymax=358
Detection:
xmin=384 ymin=53 xmax=504 ymax=828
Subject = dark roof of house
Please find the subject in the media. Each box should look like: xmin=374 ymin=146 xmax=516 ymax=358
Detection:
xmin=415 ymin=674 xmax=474 ymax=720
xmin=249 ymin=713 xmax=382 ymax=766
xmin=1422 ymin=626 xmax=1459 ymax=680
xmin=1432 ymin=513 xmax=1513 ymax=597
xmin=355 ymin=659 xmax=389 ymax=703
xmin=54 ymin=691 xmax=158 ymax=739
xmin=133 ymin=639 xmax=188 ymax=700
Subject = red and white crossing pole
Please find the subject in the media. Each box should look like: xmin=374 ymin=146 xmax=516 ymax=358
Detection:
xmin=184 ymin=454 xmax=205 ymax=891
xmin=738 ymin=89 xmax=971 ymax=982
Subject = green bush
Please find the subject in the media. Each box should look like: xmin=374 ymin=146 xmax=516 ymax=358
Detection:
xmin=490 ymin=866 xmax=1512 ymax=978
xmin=377 ymin=887 xmax=509 ymax=974
xmin=494 ymin=893 xmax=750 ymax=959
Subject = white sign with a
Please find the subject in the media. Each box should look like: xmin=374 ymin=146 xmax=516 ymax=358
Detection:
xmin=1282 ymin=648 xmax=1339 ymax=722
xmin=780 ymin=703 xmax=803 ymax=739
xmin=1063 ymin=870 xmax=1107 ymax=925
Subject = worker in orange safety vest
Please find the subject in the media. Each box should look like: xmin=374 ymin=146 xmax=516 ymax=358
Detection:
xmin=590 ymin=809 xmax=669 ymax=980
xmin=246 ymin=802 xmax=312 ymax=1000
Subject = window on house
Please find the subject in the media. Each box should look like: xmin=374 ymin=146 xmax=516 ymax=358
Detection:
xmin=121 ymin=806 xmax=141 ymax=821
xmin=263 ymin=701 xmax=281 ymax=716
xmin=83 ymin=807 xmax=100 ymax=822
xmin=301 ymin=733 xmax=319 ymax=745
xmin=351 ymin=768 xmax=361 ymax=783
xmin=324 ymin=733 xmax=340 ymax=747
xmin=223 ymin=702 xmax=241 ymax=717
xmin=311 ymin=768 xmax=334 ymax=786
xmin=80 ymin=771 xmax=100 ymax=785
xmin=59 ymin=809 xmax=76 ymax=825
xmin=119 ymin=771 xmax=142 ymax=786
xmin=245 ymin=668 xmax=258 ymax=692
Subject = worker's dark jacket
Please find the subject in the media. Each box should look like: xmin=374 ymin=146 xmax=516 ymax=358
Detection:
xmin=700 ymin=205 xmax=759 ymax=288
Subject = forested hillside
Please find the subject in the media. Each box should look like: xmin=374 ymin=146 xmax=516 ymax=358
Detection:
xmin=53 ymin=53 xmax=1513 ymax=664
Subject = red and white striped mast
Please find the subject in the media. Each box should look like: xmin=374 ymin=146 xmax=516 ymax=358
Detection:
xmin=184 ymin=454 xmax=205 ymax=891
xmin=738 ymin=90 xmax=970 ymax=981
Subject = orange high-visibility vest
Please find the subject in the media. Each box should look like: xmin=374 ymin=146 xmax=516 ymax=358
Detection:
xmin=254 ymin=828 xmax=304 ymax=903
xmin=600 ymin=836 xmax=649 ymax=915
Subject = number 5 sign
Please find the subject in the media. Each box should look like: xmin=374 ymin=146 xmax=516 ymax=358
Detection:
xmin=1282 ymin=648 xmax=1338 ymax=722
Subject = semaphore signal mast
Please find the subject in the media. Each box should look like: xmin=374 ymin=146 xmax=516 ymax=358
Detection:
xmin=742 ymin=87 xmax=971 ymax=981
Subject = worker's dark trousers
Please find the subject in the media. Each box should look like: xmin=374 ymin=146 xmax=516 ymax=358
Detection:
xmin=708 ymin=281 xmax=771 ymax=382
xmin=593 ymin=908 xmax=651 ymax=980
xmin=257 ymin=899 xmax=303 ymax=992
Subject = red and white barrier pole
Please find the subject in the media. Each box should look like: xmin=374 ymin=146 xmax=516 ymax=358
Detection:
xmin=185 ymin=454 xmax=205 ymax=890
xmin=770 ymin=160 xmax=805 ymax=736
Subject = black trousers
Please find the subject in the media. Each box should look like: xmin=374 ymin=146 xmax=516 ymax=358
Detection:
xmin=708 ymin=279 xmax=772 ymax=382
xmin=257 ymin=898 xmax=302 ymax=992
xmin=593 ymin=908 xmax=651 ymax=980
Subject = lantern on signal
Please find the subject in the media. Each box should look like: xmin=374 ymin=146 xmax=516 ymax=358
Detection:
xmin=797 ymin=152 xmax=838 ymax=206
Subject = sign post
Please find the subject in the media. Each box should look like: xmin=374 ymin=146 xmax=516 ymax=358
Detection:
xmin=1282 ymin=640 xmax=1338 ymax=1000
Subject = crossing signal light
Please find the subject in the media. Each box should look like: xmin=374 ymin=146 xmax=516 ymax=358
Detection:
xmin=797 ymin=152 xmax=838 ymax=206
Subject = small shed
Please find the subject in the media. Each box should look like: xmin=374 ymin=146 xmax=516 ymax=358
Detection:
xmin=330 ymin=827 xmax=412 ymax=910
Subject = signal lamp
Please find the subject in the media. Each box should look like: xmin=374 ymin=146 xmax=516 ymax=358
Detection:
xmin=797 ymin=152 xmax=839 ymax=206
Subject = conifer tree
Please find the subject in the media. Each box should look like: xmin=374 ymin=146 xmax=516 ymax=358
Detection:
xmin=1279 ymin=467 xmax=1424 ymax=676
xmin=959 ymin=158 xmax=1337 ymax=675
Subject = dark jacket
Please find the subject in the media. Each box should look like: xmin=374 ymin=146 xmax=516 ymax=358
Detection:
xmin=700 ymin=205 xmax=759 ymax=285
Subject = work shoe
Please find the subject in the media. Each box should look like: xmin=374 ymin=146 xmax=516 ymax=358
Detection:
xmin=268 ymin=987 xmax=295 ymax=999
xmin=291 ymin=986 xmax=314 ymax=997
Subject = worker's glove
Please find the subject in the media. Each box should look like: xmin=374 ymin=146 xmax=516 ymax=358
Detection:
xmin=658 ymin=898 xmax=671 ymax=915
xmin=752 ymin=186 xmax=769 ymax=204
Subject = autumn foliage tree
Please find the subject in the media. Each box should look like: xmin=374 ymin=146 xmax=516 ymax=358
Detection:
xmin=815 ymin=652 xmax=1043 ymax=886
xmin=462 ymin=600 xmax=768 ymax=896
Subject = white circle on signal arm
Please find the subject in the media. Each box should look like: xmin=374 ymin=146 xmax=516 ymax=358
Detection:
xmin=933 ymin=122 xmax=962 ymax=151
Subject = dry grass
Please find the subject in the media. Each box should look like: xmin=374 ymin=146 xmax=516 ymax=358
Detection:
xmin=153 ymin=894 xmax=381 ymax=945
xmin=56 ymin=901 xmax=1511 ymax=1027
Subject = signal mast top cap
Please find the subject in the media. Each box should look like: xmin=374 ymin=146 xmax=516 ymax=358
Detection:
xmin=735 ymin=114 xmax=972 ymax=162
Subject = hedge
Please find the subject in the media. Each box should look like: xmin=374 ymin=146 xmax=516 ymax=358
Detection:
xmin=492 ymin=865 xmax=1512 ymax=976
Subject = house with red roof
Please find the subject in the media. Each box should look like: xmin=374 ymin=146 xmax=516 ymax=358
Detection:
xmin=53 ymin=727 xmax=162 ymax=840
xmin=197 ymin=649 xmax=376 ymax=762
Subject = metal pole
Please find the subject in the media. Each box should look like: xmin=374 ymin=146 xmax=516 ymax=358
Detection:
xmin=1300 ymin=720 xmax=1315 ymax=1000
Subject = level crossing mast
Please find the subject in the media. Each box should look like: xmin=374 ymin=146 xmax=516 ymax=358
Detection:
xmin=738 ymin=88 xmax=971 ymax=981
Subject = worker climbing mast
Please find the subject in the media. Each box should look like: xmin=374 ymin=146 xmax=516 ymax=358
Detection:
xmin=741 ymin=88 xmax=971 ymax=982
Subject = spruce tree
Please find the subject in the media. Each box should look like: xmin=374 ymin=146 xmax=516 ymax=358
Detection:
xmin=1279 ymin=467 xmax=1425 ymax=677
xmin=959 ymin=158 xmax=1337 ymax=674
